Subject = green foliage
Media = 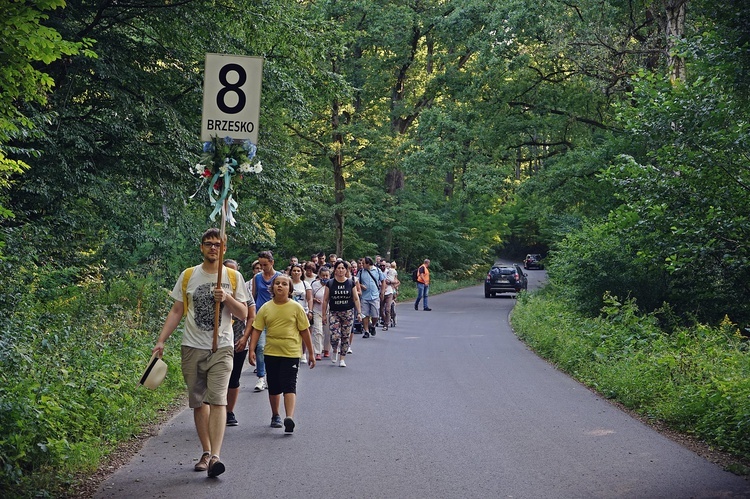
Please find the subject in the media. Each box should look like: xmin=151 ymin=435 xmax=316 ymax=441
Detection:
xmin=3 ymin=0 xmax=750 ymax=491
xmin=506 ymin=1 xmax=750 ymax=327
xmin=0 ymin=264 xmax=184 ymax=496
xmin=0 ymin=0 xmax=94 ymax=139
xmin=513 ymin=289 xmax=750 ymax=461
xmin=0 ymin=0 xmax=95 ymax=223
xmin=601 ymin=50 xmax=750 ymax=324
xmin=547 ymin=220 xmax=668 ymax=316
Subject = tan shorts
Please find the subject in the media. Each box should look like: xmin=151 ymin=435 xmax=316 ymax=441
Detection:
xmin=181 ymin=345 xmax=233 ymax=408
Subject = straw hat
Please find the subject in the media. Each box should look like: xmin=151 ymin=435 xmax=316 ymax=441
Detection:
xmin=139 ymin=353 xmax=167 ymax=389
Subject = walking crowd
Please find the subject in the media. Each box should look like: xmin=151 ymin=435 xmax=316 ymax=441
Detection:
xmin=152 ymin=229 xmax=433 ymax=478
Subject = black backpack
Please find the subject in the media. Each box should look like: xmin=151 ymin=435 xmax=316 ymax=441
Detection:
xmin=411 ymin=267 xmax=419 ymax=282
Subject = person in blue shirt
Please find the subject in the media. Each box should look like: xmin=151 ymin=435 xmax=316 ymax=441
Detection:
xmin=251 ymin=250 xmax=282 ymax=391
xmin=357 ymin=256 xmax=385 ymax=338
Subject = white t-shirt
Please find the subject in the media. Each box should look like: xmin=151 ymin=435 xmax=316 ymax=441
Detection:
xmin=291 ymin=279 xmax=312 ymax=312
xmin=384 ymin=268 xmax=398 ymax=295
xmin=169 ymin=265 xmax=250 ymax=350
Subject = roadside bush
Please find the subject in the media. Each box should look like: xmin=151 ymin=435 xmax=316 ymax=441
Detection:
xmin=0 ymin=265 xmax=185 ymax=497
xmin=512 ymin=289 xmax=750 ymax=461
xmin=548 ymin=221 xmax=668 ymax=317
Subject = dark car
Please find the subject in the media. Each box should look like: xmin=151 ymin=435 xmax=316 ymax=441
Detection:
xmin=524 ymin=253 xmax=544 ymax=270
xmin=484 ymin=264 xmax=528 ymax=297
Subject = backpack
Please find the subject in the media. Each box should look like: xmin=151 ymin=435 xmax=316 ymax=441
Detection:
xmin=411 ymin=267 xmax=419 ymax=282
xmin=181 ymin=265 xmax=238 ymax=317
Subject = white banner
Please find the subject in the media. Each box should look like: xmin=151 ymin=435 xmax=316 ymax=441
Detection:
xmin=201 ymin=53 xmax=264 ymax=143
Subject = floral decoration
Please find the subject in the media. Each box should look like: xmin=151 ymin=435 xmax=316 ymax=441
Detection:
xmin=189 ymin=136 xmax=262 ymax=226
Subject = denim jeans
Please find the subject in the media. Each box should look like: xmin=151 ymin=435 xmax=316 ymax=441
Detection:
xmin=255 ymin=330 xmax=266 ymax=377
xmin=416 ymin=283 xmax=429 ymax=309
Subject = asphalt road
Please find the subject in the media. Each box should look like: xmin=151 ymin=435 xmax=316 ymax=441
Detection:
xmin=96 ymin=269 xmax=750 ymax=498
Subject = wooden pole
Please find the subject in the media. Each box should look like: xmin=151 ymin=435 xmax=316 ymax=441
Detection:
xmin=212 ymin=198 xmax=229 ymax=352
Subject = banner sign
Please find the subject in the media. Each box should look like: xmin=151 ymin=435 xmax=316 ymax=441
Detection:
xmin=201 ymin=53 xmax=263 ymax=143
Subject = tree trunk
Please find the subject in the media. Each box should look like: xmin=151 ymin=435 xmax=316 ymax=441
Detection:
xmin=664 ymin=0 xmax=688 ymax=83
xmin=331 ymin=95 xmax=345 ymax=256
xmin=444 ymin=169 xmax=454 ymax=198
xmin=515 ymin=147 xmax=521 ymax=180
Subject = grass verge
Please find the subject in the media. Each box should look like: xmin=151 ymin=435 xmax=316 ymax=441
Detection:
xmin=511 ymin=286 xmax=750 ymax=473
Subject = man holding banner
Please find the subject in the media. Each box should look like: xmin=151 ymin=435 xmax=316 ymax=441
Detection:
xmin=150 ymin=51 xmax=260 ymax=478
xmin=152 ymin=228 xmax=250 ymax=478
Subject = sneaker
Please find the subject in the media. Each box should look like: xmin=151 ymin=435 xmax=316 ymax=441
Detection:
xmin=271 ymin=414 xmax=283 ymax=428
xmin=301 ymin=354 xmax=308 ymax=364
xmin=283 ymin=417 xmax=295 ymax=434
xmin=339 ymin=359 xmax=346 ymax=367
xmin=226 ymin=412 xmax=238 ymax=426
xmin=323 ymin=350 xmax=329 ymax=358
xmin=331 ymin=350 xmax=338 ymax=363
xmin=254 ymin=377 xmax=267 ymax=391
xmin=370 ymin=325 xmax=376 ymax=336
xmin=207 ymin=455 xmax=225 ymax=478
xmin=414 ymin=302 xmax=418 ymax=310
xmin=315 ymin=353 xmax=322 ymax=361
xmin=424 ymin=307 xmax=432 ymax=311
xmin=347 ymin=346 xmax=353 ymax=354
xmin=194 ymin=452 xmax=211 ymax=472
xmin=362 ymin=332 xmax=370 ymax=338
xmin=382 ymin=325 xmax=388 ymax=331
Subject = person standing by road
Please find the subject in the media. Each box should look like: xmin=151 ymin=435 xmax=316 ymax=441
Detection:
xmin=152 ymin=228 xmax=249 ymax=478
xmin=322 ymin=260 xmax=362 ymax=367
xmin=358 ymin=256 xmax=385 ymax=338
xmin=222 ymin=259 xmax=256 ymax=428
xmin=251 ymin=251 xmax=282 ymax=392
xmin=249 ymin=274 xmax=315 ymax=433
xmin=414 ymin=258 xmax=432 ymax=311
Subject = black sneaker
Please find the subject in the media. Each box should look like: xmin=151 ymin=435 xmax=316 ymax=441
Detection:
xmin=414 ymin=303 xmax=418 ymax=310
xmin=424 ymin=307 xmax=432 ymax=311
xmin=226 ymin=412 xmax=238 ymax=426
xmin=271 ymin=414 xmax=283 ymax=428
xmin=284 ymin=417 xmax=295 ymax=434
xmin=362 ymin=332 xmax=370 ymax=338
xmin=370 ymin=325 xmax=376 ymax=336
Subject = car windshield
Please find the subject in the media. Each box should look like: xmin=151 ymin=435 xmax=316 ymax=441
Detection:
xmin=491 ymin=267 xmax=515 ymax=275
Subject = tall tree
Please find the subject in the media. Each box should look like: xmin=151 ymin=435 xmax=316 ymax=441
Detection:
xmin=0 ymin=0 xmax=93 ymax=223
xmin=4 ymin=0 xmax=335 ymax=279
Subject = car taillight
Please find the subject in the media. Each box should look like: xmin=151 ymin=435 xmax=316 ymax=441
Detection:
xmin=486 ymin=273 xmax=492 ymax=279
xmin=514 ymin=272 xmax=519 ymax=280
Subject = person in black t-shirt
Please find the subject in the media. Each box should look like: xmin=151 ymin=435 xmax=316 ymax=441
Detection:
xmin=321 ymin=260 xmax=362 ymax=367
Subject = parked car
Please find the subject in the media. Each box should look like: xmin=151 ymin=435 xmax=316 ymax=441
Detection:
xmin=524 ymin=253 xmax=544 ymax=270
xmin=484 ymin=264 xmax=528 ymax=297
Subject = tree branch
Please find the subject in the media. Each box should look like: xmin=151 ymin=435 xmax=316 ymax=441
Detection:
xmin=508 ymin=101 xmax=617 ymax=131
